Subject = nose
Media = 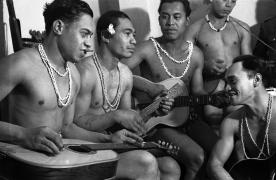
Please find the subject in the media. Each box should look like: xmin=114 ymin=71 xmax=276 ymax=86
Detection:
xmin=130 ymin=35 xmax=136 ymax=45
xmin=225 ymin=83 xmax=231 ymax=91
xmin=225 ymin=0 xmax=232 ymax=7
xmin=166 ymin=16 xmax=174 ymax=26
xmin=84 ymin=38 xmax=92 ymax=48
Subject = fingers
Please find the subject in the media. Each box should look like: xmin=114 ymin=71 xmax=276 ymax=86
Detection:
xmin=45 ymin=131 xmax=64 ymax=150
xmin=41 ymin=138 xmax=61 ymax=155
xmin=121 ymin=130 xmax=143 ymax=144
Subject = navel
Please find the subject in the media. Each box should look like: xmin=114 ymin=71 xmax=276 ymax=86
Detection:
xmin=38 ymin=100 xmax=44 ymax=105
xmin=205 ymin=44 xmax=209 ymax=47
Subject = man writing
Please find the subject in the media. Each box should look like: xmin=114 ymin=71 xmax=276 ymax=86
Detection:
xmin=74 ymin=10 xmax=181 ymax=180
xmin=208 ymin=55 xmax=276 ymax=180
xmin=185 ymin=0 xmax=252 ymax=132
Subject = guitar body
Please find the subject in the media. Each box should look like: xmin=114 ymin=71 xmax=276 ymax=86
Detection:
xmin=0 ymin=139 xmax=118 ymax=180
xmin=134 ymin=78 xmax=189 ymax=132
xmin=229 ymin=156 xmax=276 ymax=180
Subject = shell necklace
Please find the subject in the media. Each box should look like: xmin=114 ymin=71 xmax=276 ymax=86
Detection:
xmin=241 ymin=94 xmax=273 ymax=159
xmin=150 ymin=37 xmax=193 ymax=79
xmin=205 ymin=14 xmax=230 ymax=32
xmin=92 ymin=52 xmax=121 ymax=112
xmin=38 ymin=43 xmax=72 ymax=107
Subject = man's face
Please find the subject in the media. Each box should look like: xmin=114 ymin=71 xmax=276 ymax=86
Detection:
xmin=58 ymin=13 xmax=94 ymax=63
xmin=225 ymin=62 xmax=254 ymax=105
xmin=158 ymin=2 xmax=187 ymax=40
xmin=108 ymin=18 xmax=136 ymax=59
xmin=211 ymin=0 xmax=237 ymax=18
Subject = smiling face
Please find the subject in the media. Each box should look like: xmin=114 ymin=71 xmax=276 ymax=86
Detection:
xmin=211 ymin=0 xmax=237 ymax=18
xmin=108 ymin=18 xmax=136 ymax=59
xmin=58 ymin=13 xmax=94 ymax=63
xmin=158 ymin=2 xmax=188 ymax=40
xmin=225 ymin=62 xmax=255 ymax=105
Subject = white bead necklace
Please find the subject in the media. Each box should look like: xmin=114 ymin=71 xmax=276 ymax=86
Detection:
xmin=150 ymin=37 xmax=193 ymax=79
xmin=241 ymin=94 xmax=273 ymax=159
xmin=38 ymin=44 xmax=72 ymax=107
xmin=205 ymin=14 xmax=230 ymax=32
xmin=92 ymin=52 xmax=121 ymax=112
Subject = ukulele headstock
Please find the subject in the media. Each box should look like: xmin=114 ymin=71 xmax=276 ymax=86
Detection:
xmin=156 ymin=140 xmax=180 ymax=156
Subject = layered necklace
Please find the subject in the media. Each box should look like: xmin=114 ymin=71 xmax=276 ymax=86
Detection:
xmin=205 ymin=14 xmax=230 ymax=32
xmin=150 ymin=37 xmax=193 ymax=79
xmin=241 ymin=94 xmax=273 ymax=159
xmin=92 ymin=52 xmax=121 ymax=112
xmin=38 ymin=43 xmax=72 ymax=108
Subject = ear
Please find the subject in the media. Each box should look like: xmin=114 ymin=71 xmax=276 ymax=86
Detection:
xmin=253 ymin=73 xmax=262 ymax=87
xmin=186 ymin=17 xmax=190 ymax=26
xmin=101 ymin=31 xmax=111 ymax=44
xmin=52 ymin=19 xmax=65 ymax=35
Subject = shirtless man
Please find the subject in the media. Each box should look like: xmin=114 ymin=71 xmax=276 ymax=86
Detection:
xmin=74 ymin=10 xmax=181 ymax=180
xmin=121 ymin=0 xmax=217 ymax=179
xmin=208 ymin=55 xmax=276 ymax=180
xmin=185 ymin=0 xmax=252 ymax=131
xmin=0 ymin=1 xmax=168 ymax=179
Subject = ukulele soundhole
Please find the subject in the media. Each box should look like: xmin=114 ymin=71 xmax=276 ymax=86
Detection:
xmin=66 ymin=145 xmax=96 ymax=154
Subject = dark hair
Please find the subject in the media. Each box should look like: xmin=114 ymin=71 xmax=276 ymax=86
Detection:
xmin=43 ymin=0 xmax=93 ymax=35
xmin=96 ymin=10 xmax=131 ymax=44
xmin=232 ymin=55 xmax=270 ymax=87
xmin=158 ymin=0 xmax=191 ymax=17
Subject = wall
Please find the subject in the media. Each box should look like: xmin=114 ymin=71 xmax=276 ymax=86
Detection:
xmin=2 ymin=0 xmax=100 ymax=54
xmin=1 ymin=0 xmax=276 ymax=55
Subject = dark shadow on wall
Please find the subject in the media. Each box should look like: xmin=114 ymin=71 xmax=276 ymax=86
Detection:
xmin=251 ymin=0 xmax=276 ymax=48
xmin=0 ymin=0 xmax=5 ymax=58
xmin=123 ymin=8 xmax=150 ymax=43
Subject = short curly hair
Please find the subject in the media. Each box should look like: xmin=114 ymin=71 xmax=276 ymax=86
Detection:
xmin=43 ymin=0 xmax=93 ymax=35
xmin=158 ymin=0 xmax=191 ymax=17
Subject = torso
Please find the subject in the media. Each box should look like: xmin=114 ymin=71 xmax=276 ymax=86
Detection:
xmin=235 ymin=96 xmax=276 ymax=158
xmin=140 ymin=37 xmax=199 ymax=90
xmin=6 ymin=47 xmax=79 ymax=132
xmin=80 ymin=56 xmax=132 ymax=115
xmin=195 ymin=17 xmax=242 ymax=77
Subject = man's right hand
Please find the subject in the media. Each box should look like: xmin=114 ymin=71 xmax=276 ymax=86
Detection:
xmin=114 ymin=109 xmax=147 ymax=136
xmin=21 ymin=126 xmax=63 ymax=155
xmin=110 ymin=129 xmax=143 ymax=144
xmin=147 ymin=83 xmax=167 ymax=99
xmin=206 ymin=59 xmax=227 ymax=75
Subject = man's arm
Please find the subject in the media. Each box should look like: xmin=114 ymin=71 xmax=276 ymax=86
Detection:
xmin=184 ymin=21 xmax=200 ymax=44
xmin=207 ymin=117 xmax=238 ymax=180
xmin=190 ymin=46 xmax=208 ymax=95
xmin=239 ymin=21 xmax=252 ymax=55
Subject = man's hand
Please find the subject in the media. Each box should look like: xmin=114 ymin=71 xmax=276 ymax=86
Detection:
xmin=154 ymin=95 xmax=174 ymax=116
xmin=111 ymin=129 xmax=143 ymax=144
xmin=206 ymin=59 xmax=227 ymax=75
xmin=114 ymin=109 xmax=147 ymax=136
xmin=21 ymin=126 xmax=63 ymax=155
xmin=211 ymin=90 xmax=231 ymax=108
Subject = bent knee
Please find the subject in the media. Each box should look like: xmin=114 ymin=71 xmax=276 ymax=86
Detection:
xmin=158 ymin=157 xmax=181 ymax=177
xmin=186 ymin=150 xmax=205 ymax=170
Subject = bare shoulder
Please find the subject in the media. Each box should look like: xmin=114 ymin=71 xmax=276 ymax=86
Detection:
xmin=222 ymin=107 xmax=244 ymax=135
xmin=0 ymin=48 xmax=40 ymax=76
xmin=76 ymin=56 xmax=96 ymax=79
xmin=230 ymin=16 xmax=250 ymax=32
xmin=190 ymin=44 xmax=204 ymax=65
xmin=135 ymin=39 xmax=155 ymax=58
xmin=185 ymin=18 xmax=205 ymax=36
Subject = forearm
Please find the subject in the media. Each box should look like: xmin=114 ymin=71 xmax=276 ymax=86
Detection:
xmin=75 ymin=111 xmax=116 ymax=132
xmin=208 ymin=164 xmax=233 ymax=180
xmin=133 ymin=75 xmax=156 ymax=95
xmin=0 ymin=121 xmax=25 ymax=144
xmin=62 ymin=123 xmax=111 ymax=143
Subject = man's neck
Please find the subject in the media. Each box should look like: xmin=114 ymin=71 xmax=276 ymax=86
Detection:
xmin=208 ymin=12 xmax=229 ymax=23
xmin=158 ymin=36 xmax=186 ymax=53
xmin=43 ymin=38 xmax=67 ymax=69
xmin=245 ymin=89 xmax=271 ymax=120
xmin=97 ymin=46 xmax=119 ymax=71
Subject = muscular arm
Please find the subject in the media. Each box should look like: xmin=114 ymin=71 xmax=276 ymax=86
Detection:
xmin=190 ymin=46 xmax=208 ymax=95
xmin=208 ymin=117 xmax=238 ymax=180
xmin=239 ymin=21 xmax=252 ymax=55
